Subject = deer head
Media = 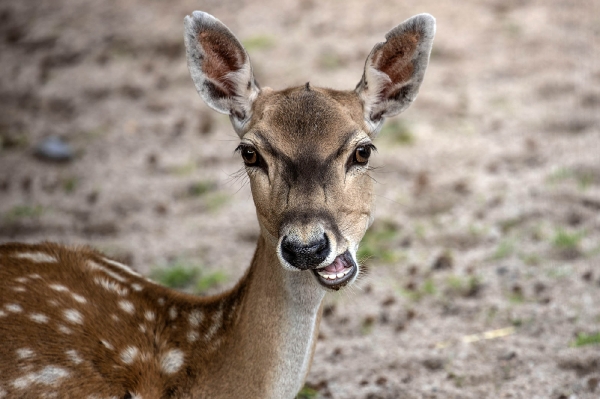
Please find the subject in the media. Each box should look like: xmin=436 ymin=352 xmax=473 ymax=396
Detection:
xmin=184 ymin=12 xmax=435 ymax=292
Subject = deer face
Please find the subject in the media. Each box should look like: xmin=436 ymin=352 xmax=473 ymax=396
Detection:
xmin=240 ymin=87 xmax=375 ymax=289
xmin=184 ymin=12 xmax=435 ymax=290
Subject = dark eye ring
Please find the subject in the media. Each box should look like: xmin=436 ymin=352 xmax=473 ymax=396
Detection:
xmin=241 ymin=147 xmax=258 ymax=166
xmin=353 ymin=145 xmax=372 ymax=165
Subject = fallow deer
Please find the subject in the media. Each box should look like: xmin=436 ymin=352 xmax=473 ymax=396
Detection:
xmin=0 ymin=11 xmax=435 ymax=399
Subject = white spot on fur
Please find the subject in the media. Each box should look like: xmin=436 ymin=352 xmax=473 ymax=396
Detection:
xmin=144 ymin=310 xmax=155 ymax=321
xmin=111 ymin=314 xmax=120 ymax=322
xmin=160 ymin=349 xmax=184 ymax=374
xmin=169 ymin=306 xmax=177 ymax=320
xmin=15 ymin=277 xmax=29 ymax=284
xmin=48 ymin=300 xmax=59 ymax=307
xmin=187 ymin=330 xmax=199 ymax=343
xmin=71 ymin=293 xmax=87 ymax=304
xmin=205 ymin=308 xmax=223 ymax=341
xmin=14 ymin=252 xmax=57 ymax=263
xmin=131 ymin=283 xmax=143 ymax=291
xmin=87 ymin=260 xmax=127 ymax=283
xmin=57 ymin=325 xmax=72 ymax=335
xmin=12 ymin=366 xmax=70 ymax=389
xmin=120 ymin=346 xmax=139 ymax=364
xmin=29 ymin=313 xmax=49 ymax=323
xmin=49 ymin=284 xmax=69 ymax=292
xmin=28 ymin=273 xmax=42 ymax=279
xmin=188 ymin=309 xmax=203 ymax=327
xmin=13 ymin=286 xmax=26 ymax=292
xmin=5 ymin=303 xmax=23 ymax=313
xmin=65 ymin=349 xmax=83 ymax=365
xmin=102 ymin=257 xmax=141 ymax=278
xmin=157 ymin=298 xmax=165 ymax=306
xmin=101 ymin=340 xmax=114 ymax=350
xmin=118 ymin=300 xmax=135 ymax=314
xmin=0 ymin=387 xmax=6 ymax=398
xmin=63 ymin=309 xmax=83 ymax=325
xmin=0 ymin=310 xmax=6 ymax=317
xmin=94 ymin=277 xmax=129 ymax=296
xmin=16 ymin=348 xmax=34 ymax=359
xmin=138 ymin=324 xmax=146 ymax=333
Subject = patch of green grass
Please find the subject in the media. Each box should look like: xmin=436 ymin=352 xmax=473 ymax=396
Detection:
xmin=205 ymin=193 xmax=230 ymax=212
xmin=4 ymin=205 xmax=45 ymax=221
xmin=552 ymin=228 xmax=583 ymax=250
xmin=318 ymin=52 xmax=343 ymax=70
xmin=508 ymin=292 xmax=525 ymax=304
xmin=152 ymin=259 xmax=228 ymax=294
xmin=62 ymin=177 xmax=78 ymax=194
xmin=445 ymin=275 xmax=482 ymax=298
xmin=242 ymin=35 xmax=276 ymax=51
xmin=422 ymin=278 xmax=437 ymax=295
xmin=380 ymin=120 xmax=415 ymax=146
xmin=187 ymin=181 xmax=215 ymax=197
xmin=492 ymin=239 xmax=514 ymax=260
xmin=414 ymin=223 xmax=426 ymax=240
xmin=357 ymin=220 xmax=401 ymax=264
xmin=152 ymin=262 xmax=198 ymax=289
xmin=519 ymin=252 xmax=541 ymax=266
xmin=546 ymin=265 xmax=572 ymax=279
xmin=296 ymin=385 xmax=318 ymax=399
xmin=571 ymin=332 xmax=600 ymax=347
xmin=360 ymin=316 xmax=375 ymax=335
xmin=546 ymin=167 xmax=573 ymax=185
xmin=170 ymin=161 xmax=196 ymax=176
xmin=546 ymin=167 xmax=594 ymax=190
xmin=196 ymin=271 xmax=228 ymax=294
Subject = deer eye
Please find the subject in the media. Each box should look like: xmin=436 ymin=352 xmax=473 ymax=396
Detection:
xmin=236 ymin=145 xmax=261 ymax=167
xmin=353 ymin=145 xmax=374 ymax=165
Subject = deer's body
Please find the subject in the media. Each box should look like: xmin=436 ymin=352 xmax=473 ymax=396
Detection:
xmin=0 ymin=11 xmax=435 ymax=399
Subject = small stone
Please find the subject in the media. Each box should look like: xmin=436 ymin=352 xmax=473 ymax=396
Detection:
xmin=34 ymin=136 xmax=74 ymax=162
xmin=422 ymin=356 xmax=444 ymax=370
xmin=375 ymin=376 xmax=387 ymax=386
xmin=498 ymin=351 xmax=517 ymax=361
xmin=381 ymin=296 xmax=396 ymax=307
xmin=432 ymin=251 xmax=453 ymax=270
xmin=588 ymin=377 xmax=599 ymax=392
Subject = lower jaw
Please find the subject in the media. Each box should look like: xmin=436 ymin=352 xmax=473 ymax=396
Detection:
xmin=312 ymin=252 xmax=358 ymax=291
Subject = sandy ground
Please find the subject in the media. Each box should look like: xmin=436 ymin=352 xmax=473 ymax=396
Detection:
xmin=1 ymin=0 xmax=600 ymax=398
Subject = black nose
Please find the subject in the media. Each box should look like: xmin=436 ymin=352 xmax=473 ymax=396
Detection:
xmin=281 ymin=234 xmax=330 ymax=270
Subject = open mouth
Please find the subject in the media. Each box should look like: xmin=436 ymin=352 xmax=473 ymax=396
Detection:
xmin=312 ymin=251 xmax=357 ymax=290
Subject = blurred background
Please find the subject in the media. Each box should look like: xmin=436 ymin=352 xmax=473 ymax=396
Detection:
xmin=0 ymin=0 xmax=599 ymax=397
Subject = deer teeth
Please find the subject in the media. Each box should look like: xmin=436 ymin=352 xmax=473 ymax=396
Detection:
xmin=318 ymin=267 xmax=352 ymax=281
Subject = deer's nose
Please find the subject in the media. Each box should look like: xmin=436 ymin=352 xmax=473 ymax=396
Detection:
xmin=280 ymin=234 xmax=330 ymax=270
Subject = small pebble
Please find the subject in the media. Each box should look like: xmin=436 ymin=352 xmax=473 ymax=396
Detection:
xmin=34 ymin=136 xmax=74 ymax=162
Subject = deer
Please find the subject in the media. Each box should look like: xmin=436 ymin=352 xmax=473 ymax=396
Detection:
xmin=0 ymin=11 xmax=435 ymax=399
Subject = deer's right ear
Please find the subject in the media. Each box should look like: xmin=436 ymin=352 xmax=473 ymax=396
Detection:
xmin=184 ymin=11 xmax=260 ymax=136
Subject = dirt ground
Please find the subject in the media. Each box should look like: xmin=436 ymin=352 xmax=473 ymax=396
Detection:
xmin=1 ymin=0 xmax=599 ymax=398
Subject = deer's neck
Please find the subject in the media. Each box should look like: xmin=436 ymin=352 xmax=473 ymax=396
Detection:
xmin=205 ymin=236 xmax=325 ymax=398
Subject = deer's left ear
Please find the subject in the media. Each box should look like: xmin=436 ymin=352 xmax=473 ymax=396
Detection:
xmin=184 ymin=11 xmax=260 ymax=136
xmin=356 ymin=14 xmax=435 ymax=135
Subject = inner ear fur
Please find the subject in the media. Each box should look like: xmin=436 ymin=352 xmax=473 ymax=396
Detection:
xmin=184 ymin=11 xmax=260 ymax=136
xmin=356 ymin=14 xmax=436 ymax=134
